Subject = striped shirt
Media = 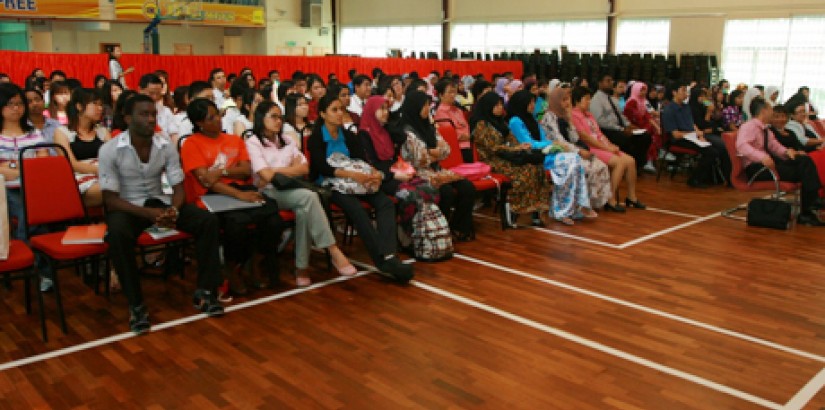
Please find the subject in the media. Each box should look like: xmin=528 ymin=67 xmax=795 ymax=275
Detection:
xmin=0 ymin=130 xmax=46 ymax=164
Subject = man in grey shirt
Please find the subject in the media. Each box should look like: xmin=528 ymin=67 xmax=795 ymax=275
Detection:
xmin=590 ymin=73 xmax=652 ymax=172
xmin=98 ymin=94 xmax=224 ymax=335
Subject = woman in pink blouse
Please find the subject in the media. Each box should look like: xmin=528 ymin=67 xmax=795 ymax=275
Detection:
xmin=245 ymin=101 xmax=356 ymax=287
xmin=570 ymin=86 xmax=644 ymax=212
xmin=433 ymin=79 xmax=473 ymax=162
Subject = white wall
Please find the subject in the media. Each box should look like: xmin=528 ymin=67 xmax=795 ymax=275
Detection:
xmin=28 ymin=0 xmax=335 ymax=56
xmin=341 ymin=0 xmax=441 ymax=25
xmin=263 ymin=0 xmax=334 ymax=55
xmin=48 ymin=21 xmax=230 ymax=54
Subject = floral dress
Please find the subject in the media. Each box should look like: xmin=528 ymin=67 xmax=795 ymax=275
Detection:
xmin=541 ymin=112 xmax=612 ymax=209
xmin=400 ymin=127 xmax=463 ymax=188
xmin=473 ymin=121 xmax=550 ymax=214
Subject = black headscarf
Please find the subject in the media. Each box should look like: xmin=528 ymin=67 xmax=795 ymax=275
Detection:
xmin=507 ymin=89 xmax=541 ymax=141
xmin=469 ymin=91 xmax=509 ymax=137
xmin=400 ymin=90 xmax=437 ymax=148
xmin=688 ymin=87 xmax=707 ymax=126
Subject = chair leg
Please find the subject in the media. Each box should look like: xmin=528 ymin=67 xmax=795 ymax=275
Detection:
xmin=24 ymin=271 xmax=31 ymax=315
xmin=101 ymin=256 xmax=111 ymax=299
xmin=49 ymin=260 xmax=67 ymax=334
xmin=656 ymin=156 xmax=665 ymax=182
xmin=35 ymin=272 xmax=47 ymax=342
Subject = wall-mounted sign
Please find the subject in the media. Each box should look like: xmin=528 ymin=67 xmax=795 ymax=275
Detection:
xmin=116 ymin=0 xmax=265 ymax=27
xmin=0 ymin=0 xmax=99 ymax=19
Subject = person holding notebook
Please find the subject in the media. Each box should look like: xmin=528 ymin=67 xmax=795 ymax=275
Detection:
xmin=180 ymin=98 xmax=284 ymax=296
xmin=98 ymin=94 xmax=224 ymax=335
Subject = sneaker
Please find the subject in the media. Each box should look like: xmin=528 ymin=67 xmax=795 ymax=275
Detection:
xmin=193 ymin=289 xmax=225 ymax=317
xmin=39 ymin=276 xmax=53 ymax=293
xmin=665 ymin=153 xmax=677 ymax=161
xmin=129 ymin=304 xmax=151 ymax=335
xmin=643 ymin=162 xmax=657 ymax=174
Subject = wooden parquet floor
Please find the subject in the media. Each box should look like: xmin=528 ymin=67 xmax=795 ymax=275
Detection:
xmin=0 ymin=176 xmax=824 ymax=409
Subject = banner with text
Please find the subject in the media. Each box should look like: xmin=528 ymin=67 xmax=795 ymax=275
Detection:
xmin=116 ymin=0 xmax=265 ymax=27
xmin=0 ymin=0 xmax=99 ymax=19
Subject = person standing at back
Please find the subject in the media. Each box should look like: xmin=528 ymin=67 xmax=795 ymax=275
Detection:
xmin=108 ymin=45 xmax=134 ymax=89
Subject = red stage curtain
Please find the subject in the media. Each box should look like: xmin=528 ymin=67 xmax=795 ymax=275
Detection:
xmin=0 ymin=51 xmax=522 ymax=90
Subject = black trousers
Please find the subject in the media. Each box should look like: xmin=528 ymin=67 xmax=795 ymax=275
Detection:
xmin=745 ymin=156 xmax=821 ymax=212
xmin=671 ymin=138 xmax=720 ymax=184
xmin=105 ymin=201 xmax=222 ymax=308
xmin=218 ymin=198 xmax=283 ymax=265
xmin=704 ymin=134 xmax=731 ymax=184
xmin=438 ymin=179 xmax=476 ymax=235
xmin=331 ymin=191 xmax=397 ymax=265
xmin=602 ymin=128 xmax=652 ymax=169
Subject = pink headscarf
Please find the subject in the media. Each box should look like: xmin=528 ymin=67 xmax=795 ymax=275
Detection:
xmin=359 ymin=96 xmax=394 ymax=161
xmin=629 ymin=82 xmax=648 ymax=106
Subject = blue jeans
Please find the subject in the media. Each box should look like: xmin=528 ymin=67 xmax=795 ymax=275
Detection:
xmin=7 ymin=189 xmax=51 ymax=278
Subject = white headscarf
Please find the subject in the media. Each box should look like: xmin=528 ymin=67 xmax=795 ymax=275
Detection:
xmin=742 ymin=87 xmax=763 ymax=120
xmin=765 ymin=86 xmax=780 ymax=106
xmin=548 ymin=79 xmax=561 ymax=92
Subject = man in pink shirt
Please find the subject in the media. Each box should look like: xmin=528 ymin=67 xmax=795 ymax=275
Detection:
xmin=433 ymin=79 xmax=473 ymax=162
xmin=737 ymin=96 xmax=823 ymax=226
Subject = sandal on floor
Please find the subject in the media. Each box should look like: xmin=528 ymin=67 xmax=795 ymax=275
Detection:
xmin=555 ymin=217 xmax=575 ymax=226
xmin=295 ymin=269 xmax=312 ymax=287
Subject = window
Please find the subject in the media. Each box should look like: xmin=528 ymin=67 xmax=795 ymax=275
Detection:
xmin=615 ymin=19 xmax=671 ymax=54
xmin=451 ymin=20 xmax=607 ymax=54
xmin=340 ymin=25 xmax=442 ymax=58
xmin=722 ymin=16 xmax=825 ymax=113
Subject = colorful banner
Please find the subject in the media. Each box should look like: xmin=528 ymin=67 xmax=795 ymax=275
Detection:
xmin=0 ymin=0 xmax=99 ymax=19
xmin=116 ymin=0 xmax=265 ymax=27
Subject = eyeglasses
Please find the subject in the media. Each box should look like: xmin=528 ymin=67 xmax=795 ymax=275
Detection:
xmin=266 ymin=113 xmax=283 ymax=120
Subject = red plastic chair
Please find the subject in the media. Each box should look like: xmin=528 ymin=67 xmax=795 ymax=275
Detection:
xmin=20 ymin=144 xmax=109 ymax=335
xmin=720 ymin=132 xmax=800 ymax=219
xmin=810 ymin=120 xmax=825 ymax=138
xmin=0 ymin=240 xmax=46 ymax=341
xmin=656 ymin=131 xmax=699 ymax=181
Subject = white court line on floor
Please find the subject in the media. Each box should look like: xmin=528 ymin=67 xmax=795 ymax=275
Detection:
xmin=452 ymin=253 xmax=825 ymax=364
xmin=616 ymin=212 xmax=721 ymax=249
xmin=0 ymin=271 xmax=370 ymax=372
xmin=473 ymin=213 xmax=623 ymax=249
xmin=645 ymin=206 xmax=703 ymax=219
xmin=409 ymin=279 xmax=783 ymax=409
xmin=784 ymin=368 xmax=825 ymax=410
xmin=475 ymin=209 xmax=722 ymax=250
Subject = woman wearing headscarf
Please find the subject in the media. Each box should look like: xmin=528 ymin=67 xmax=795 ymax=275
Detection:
xmin=495 ymin=78 xmax=510 ymax=99
xmin=400 ymin=91 xmax=476 ymax=241
xmin=623 ymin=82 xmax=662 ymax=173
xmin=508 ymin=90 xmax=597 ymax=225
xmin=360 ymin=95 xmax=439 ymax=240
xmin=472 ymin=92 xmax=550 ymax=227
xmin=765 ymin=86 xmax=780 ymax=106
xmin=542 ymin=87 xmax=612 ymax=210
xmin=741 ymin=87 xmax=763 ymax=120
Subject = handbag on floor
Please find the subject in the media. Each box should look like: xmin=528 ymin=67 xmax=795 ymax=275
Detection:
xmin=412 ymin=201 xmax=453 ymax=262
xmin=746 ymin=198 xmax=791 ymax=230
